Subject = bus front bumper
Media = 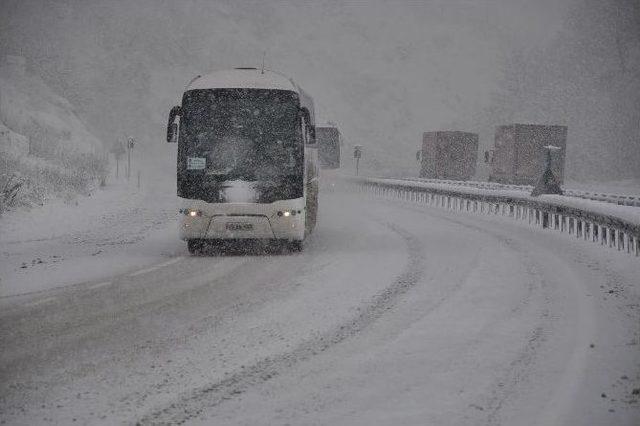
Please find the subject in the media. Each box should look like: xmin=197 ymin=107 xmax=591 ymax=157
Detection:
xmin=179 ymin=198 xmax=306 ymax=241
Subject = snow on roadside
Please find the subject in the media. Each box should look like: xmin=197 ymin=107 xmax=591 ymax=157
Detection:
xmin=565 ymin=179 xmax=640 ymax=197
xmin=0 ymin=180 xmax=182 ymax=298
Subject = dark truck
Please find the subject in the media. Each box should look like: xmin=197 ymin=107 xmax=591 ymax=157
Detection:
xmin=316 ymin=126 xmax=341 ymax=169
xmin=419 ymin=131 xmax=478 ymax=181
xmin=488 ymin=124 xmax=567 ymax=185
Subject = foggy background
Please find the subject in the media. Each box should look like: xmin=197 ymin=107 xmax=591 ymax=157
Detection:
xmin=1 ymin=0 xmax=638 ymax=182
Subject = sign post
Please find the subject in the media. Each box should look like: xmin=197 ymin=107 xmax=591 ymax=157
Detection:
xmin=127 ymin=137 xmax=135 ymax=181
xmin=353 ymin=145 xmax=362 ymax=176
xmin=110 ymin=140 xmax=126 ymax=179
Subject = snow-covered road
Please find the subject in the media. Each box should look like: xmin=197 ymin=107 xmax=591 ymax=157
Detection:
xmin=1 ymin=180 xmax=639 ymax=425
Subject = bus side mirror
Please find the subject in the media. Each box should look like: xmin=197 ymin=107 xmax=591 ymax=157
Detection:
xmin=299 ymin=107 xmax=316 ymax=145
xmin=168 ymin=123 xmax=178 ymax=143
xmin=308 ymin=125 xmax=316 ymax=145
xmin=167 ymin=105 xmax=181 ymax=143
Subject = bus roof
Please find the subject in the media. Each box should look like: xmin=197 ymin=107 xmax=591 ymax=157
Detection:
xmin=185 ymin=68 xmax=314 ymax=125
xmin=187 ymin=69 xmax=298 ymax=92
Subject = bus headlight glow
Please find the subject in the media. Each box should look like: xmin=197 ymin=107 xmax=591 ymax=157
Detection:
xmin=278 ymin=210 xmax=296 ymax=217
xmin=186 ymin=209 xmax=202 ymax=217
xmin=277 ymin=209 xmax=303 ymax=218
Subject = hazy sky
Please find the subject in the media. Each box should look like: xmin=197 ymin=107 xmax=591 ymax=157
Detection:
xmin=5 ymin=0 xmax=637 ymax=180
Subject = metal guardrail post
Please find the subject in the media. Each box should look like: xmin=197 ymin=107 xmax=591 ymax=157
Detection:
xmin=618 ymin=230 xmax=623 ymax=251
xmin=625 ymin=233 xmax=630 ymax=253
xmin=608 ymin=228 xmax=613 ymax=248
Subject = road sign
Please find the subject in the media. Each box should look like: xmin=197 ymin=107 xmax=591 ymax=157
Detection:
xmin=354 ymin=145 xmax=362 ymax=159
xmin=110 ymin=141 xmax=125 ymax=159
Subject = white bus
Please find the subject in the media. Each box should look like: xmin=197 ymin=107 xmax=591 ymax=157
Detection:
xmin=167 ymin=68 xmax=318 ymax=254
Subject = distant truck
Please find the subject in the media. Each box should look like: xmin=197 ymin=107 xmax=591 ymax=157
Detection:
xmin=316 ymin=126 xmax=341 ymax=169
xmin=488 ymin=124 xmax=567 ymax=185
xmin=419 ymin=131 xmax=478 ymax=181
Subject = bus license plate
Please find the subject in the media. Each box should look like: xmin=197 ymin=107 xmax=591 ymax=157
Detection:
xmin=226 ymin=222 xmax=253 ymax=231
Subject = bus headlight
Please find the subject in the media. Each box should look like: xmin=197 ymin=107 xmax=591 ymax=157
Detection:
xmin=277 ymin=210 xmax=301 ymax=217
xmin=180 ymin=209 xmax=202 ymax=217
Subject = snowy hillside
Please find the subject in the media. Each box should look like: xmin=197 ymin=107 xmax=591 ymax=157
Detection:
xmin=0 ymin=56 xmax=106 ymax=211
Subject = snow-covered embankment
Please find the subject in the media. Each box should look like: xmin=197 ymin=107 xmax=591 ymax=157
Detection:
xmin=0 ymin=55 xmax=106 ymax=212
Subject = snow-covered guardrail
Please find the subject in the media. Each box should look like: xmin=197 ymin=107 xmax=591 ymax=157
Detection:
xmin=349 ymin=176 xmax=640 ymax=258
xmin=398 ymin=177 xmax=640 ymax=207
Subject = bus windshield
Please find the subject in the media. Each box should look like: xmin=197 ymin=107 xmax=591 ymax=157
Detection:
xmin=180 ymin=88 xmax=303 ymax=181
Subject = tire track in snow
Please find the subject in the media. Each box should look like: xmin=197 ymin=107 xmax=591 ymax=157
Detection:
xmin=387 ymin=197 xmax=585 ymax=426
xmin=136 ymin=221 xmax=425 ymax=425
xmin=481 ymin=255 xmax=551 ymax=426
